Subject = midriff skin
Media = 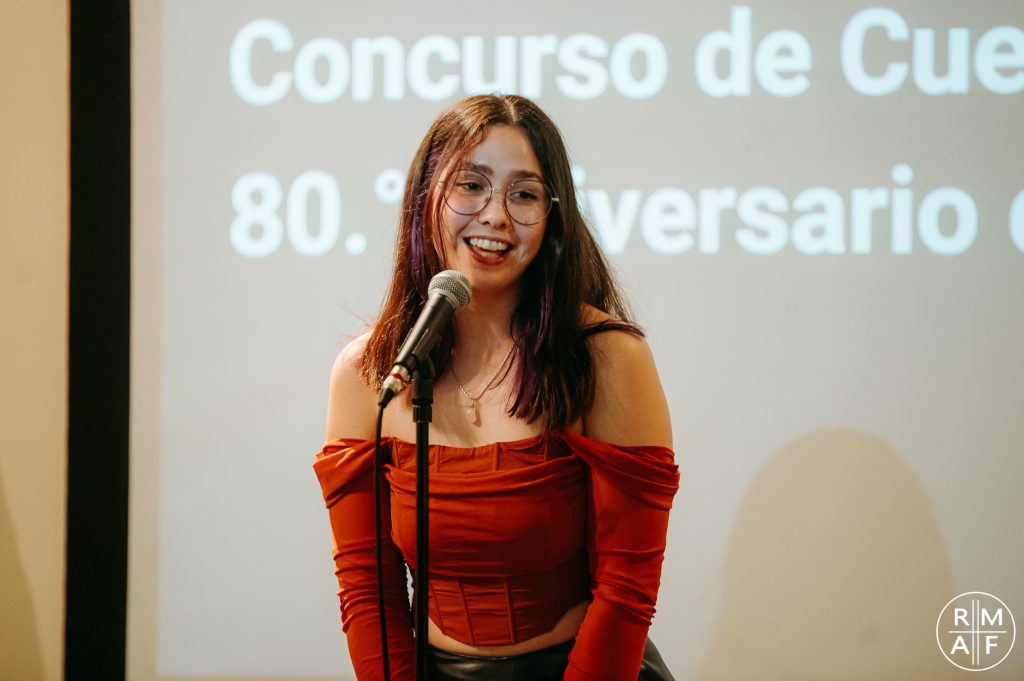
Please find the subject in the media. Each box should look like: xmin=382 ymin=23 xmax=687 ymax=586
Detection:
xmin=428 ymin=599 xmax=590 ymax=655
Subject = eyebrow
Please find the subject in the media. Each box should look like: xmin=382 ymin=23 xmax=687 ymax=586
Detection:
xmin=461 ymin=161 xmax=543 ymax=182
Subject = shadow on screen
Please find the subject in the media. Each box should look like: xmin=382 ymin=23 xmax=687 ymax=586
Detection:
xmin=696 ymin=429 xmax=971 ymax=681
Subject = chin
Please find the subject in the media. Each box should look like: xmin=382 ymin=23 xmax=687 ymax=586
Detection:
xmin=462 ymin=270 xmax=521 ymax=296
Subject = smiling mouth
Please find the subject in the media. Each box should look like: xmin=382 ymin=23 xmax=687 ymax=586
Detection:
xmin=465 ymin=237 xmax=511 ymax=257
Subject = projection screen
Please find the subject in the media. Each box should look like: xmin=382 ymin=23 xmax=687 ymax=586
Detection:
xmin=130 ymin=1 xmax=1024 ymax=679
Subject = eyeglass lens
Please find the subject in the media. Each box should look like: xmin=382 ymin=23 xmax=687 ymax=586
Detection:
xmin=444 ymin=170 xmax=553 ymax=225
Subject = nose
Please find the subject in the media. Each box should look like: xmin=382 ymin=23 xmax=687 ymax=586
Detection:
xmin=477 ymin=188 xmax=512 ymax=229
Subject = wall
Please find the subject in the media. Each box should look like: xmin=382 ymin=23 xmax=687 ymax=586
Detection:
xmin=0 ymin=1 xmax=69 ymax=679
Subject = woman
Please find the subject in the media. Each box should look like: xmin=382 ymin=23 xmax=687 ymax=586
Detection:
xmin=314 ymin=94 xmax=679 ymax=681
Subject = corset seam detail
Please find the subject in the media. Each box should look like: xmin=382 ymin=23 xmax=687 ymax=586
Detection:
xmin=456 ymin=580 xmax=475 ymax=646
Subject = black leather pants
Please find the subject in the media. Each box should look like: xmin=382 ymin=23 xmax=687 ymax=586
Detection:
xmin=428 ymin=637 xmax=676 ymax=681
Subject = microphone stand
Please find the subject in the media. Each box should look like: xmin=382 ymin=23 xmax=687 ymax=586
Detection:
xmin=411 ymin=357 xmax=435 ymax=681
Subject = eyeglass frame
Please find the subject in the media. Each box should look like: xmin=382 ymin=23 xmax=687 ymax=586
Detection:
xmin=438 ymin=170 xmax=560 ymax=226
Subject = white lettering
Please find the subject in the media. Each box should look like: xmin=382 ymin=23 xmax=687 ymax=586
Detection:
xmin=352 ymin=37 xmax=404 ymax=101
xmin=294 ymin=38 xmax=349 ymax=103
xmin=917 ymin=187 xmax=978 ymax=255
xmin=520 ymin=35 xmax=558 ymax=98
xmin=463 ymin=36 xmax=517 ymax=94
xmin=230 ymin=20 xmax=293 ymax=105
xmin=407 ymin=35 xmax=460 ymax=100
xmin=755 ymin=30 xmax=812 ymax=97
xmin=981 ymin=608 xmax=1004 ymax=627
xmin=986 ymin=635 xmax=1000 ymax=654
xmin=374 ymin=169 xmax=406 ymax=205
xmin=231 ymin=27 xmax=675 ymax=103
xmin=1010 ymin=190 xmax=1024 ymax=252
xmin=556 ymin=34 xmax=609 ymax=100
xmin=695 ymin=6 xmax=753 ymax=97
xmin=231 ymin=173 xmax=284 ymax=258
xmin=736 ymin=188 xmax=788 ymax=254
xmin=698 ymin=188 xmax=737 ymax=253
xmin=891 ymin=164 xmax=914 ymax=253
xmin=571 ymin=166 xmax=587 ymax=216
xmin=841 ymin=12 xmax=1023 ymax=95
xmin=912 ymin=28 xmax=969 ymax=95
xmin=609 ymin=33 xmax=668 ymax=99
xmin=950 ymin=635 xmax=970 ymax=655
xmin=587 ymin=189 xmax=642 ymax=254
xmin=850 ymin=187 xmax=889 ymax=254
xmin=640 ymin=188 xmax=696 ymax=254
xmin=287 ymin=171 xmax=341 ymax=256
xmin=841 ymin=8 xmax=910 ymax=96
xmin=792 ymin=187 xmax=845 ymax=254
xmin=975 ymin=26 xmax=1024 ymax=94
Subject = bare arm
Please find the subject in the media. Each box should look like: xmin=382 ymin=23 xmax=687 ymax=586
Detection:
xmin=583 ymin=329 xmax=672 ymax=448
xmin=325 ymin=332 xmax=377 ymax=442
xmin=315 ymin=332 xmax=417 ymax=680
xmin=567 ymin=327 xmax=678 ymax=681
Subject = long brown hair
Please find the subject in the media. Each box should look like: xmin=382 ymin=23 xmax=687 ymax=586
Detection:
xmin=360 ymin=94 xmax=639 ymax=429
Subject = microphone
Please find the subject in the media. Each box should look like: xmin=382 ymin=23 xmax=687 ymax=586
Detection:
xmin=378 ymin=270 xmax=471 ymax=407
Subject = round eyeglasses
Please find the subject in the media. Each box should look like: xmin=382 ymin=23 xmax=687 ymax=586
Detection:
xmin=442 ymin=170 xmax=559 ymax=226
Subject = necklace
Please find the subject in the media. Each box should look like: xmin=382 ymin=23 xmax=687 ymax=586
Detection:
xmin=452 ymin=343 xmax=516 ymax=425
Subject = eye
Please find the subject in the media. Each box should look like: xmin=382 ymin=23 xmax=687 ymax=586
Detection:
xmin=458 ymin=180 xmax=486 ymax=193
xmin=450 ymin=170 xmax=490 ymax=196
xmin=509 ymin=190 xmax=538 ymax=202
xmin=507 ymin=181 xmax=545 ymax=204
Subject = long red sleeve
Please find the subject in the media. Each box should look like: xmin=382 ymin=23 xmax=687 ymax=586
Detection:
xmin=560 ymin=431 xmax=680 ymax=681
xmin=313 ymin=439 xmax=416 ymax=681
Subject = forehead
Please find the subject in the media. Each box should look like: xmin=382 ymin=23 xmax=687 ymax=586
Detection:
xmin=459 ymin=125 xmax=542 ymax=177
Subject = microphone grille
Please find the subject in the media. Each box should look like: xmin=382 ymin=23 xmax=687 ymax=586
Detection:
xmin=428 ymin=270 xmax=472 ymax=310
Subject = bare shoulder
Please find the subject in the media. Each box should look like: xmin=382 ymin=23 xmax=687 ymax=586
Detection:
xmin=579 ymin=303 xmax=643 ymax=360
xmin=325 ymin=330 xmax=378 ymax=442
xmin=579 ymin=303 xmax=613 ymax=327
xmin=331 ymin=329 xmax=371 ymax=377
xmin=583 ymin=314 xmax=673 ymax=449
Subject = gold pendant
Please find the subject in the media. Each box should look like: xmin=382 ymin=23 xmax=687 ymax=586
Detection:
xmin=467 ymin=399 xmax=481 ymax=426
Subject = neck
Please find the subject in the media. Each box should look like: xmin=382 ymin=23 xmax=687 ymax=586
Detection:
xmin=452 ymin=287 xmax=518 ymax=358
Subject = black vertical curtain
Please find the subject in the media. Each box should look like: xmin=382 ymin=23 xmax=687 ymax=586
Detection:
xmin=67 ymin=0 xmax=131 ymax=678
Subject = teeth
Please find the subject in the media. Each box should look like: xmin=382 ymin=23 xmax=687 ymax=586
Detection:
xmin=467 ymin=238 xmax=510 ymax=253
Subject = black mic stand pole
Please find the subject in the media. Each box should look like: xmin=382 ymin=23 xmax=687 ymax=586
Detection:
xmin=412 ymin=357 xmax=435 ymax=681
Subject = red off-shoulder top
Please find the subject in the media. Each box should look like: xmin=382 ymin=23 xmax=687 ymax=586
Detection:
xmin=312 ymin=430 xmax=679 ymax=681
